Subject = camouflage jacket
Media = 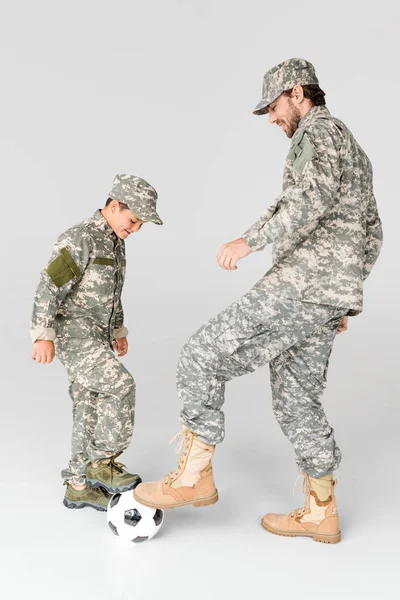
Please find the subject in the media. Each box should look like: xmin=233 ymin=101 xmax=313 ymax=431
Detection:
xmin=243 ymin=105 xmax=383 ymax=316
xmin=30 ymin=209 xmax=128 ymax=343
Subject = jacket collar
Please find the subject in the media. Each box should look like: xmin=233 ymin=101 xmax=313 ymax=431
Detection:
xmin=292 ymin=105 xmax=331 ymax=144
xmin=92 ymin=209 xmax=116 ymax=236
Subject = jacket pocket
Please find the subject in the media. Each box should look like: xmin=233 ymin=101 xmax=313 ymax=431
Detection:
xmin=292 ymin=134 xmax=317 ymax=175
xmin=46 ymin=247 xmax=81 ymax=287
xmin=72 ymin=258 xmax=115 ymax=309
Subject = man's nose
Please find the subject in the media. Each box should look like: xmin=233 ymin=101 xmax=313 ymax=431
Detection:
xmin=269 ymin=112 xmax=277 ymax=124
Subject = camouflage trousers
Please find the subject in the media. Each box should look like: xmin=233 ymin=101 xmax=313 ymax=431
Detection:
xmin=56 ymin=337 xmax=136 ymax=486
xmin=178 ymin=285 xmax=347 ymax=478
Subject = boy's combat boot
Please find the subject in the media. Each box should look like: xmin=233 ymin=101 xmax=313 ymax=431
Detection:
xmin=86 ymin=451 xmax=141 ymax=493
xmin=134 ymin=424 xmax=218 ymax=509
xmin=261 ymin=473 xmax=341 ymax=544
xmin=63 ymin=484 xmax=112 ymax=512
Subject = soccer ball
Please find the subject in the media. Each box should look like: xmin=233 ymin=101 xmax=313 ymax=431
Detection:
xmin=107 ymin=491 xmax=164 ymax=543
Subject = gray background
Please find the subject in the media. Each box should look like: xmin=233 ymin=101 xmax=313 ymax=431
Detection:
xmin=1 ymin=1 xmax=398 ymax=599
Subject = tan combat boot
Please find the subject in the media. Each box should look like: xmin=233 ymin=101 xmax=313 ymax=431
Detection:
xmin=262 ymin=473 xmax=341 ymax=544
xmin=134 ymin=425 xmax=218 ymax=509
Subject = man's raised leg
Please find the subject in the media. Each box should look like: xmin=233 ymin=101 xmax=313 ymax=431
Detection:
xmin=134 ymin=288 xmax=344 ymax=509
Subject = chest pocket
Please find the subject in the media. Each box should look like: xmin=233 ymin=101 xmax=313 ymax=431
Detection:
xmin=289 ymin=133 xmax=317 ymax=175
xmin=83 ymin=257 xmax=116 ymax=303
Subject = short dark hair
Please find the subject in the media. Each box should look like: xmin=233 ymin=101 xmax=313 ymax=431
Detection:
xmin=105 ymin=197 xmax=129 ymax=210
xmin=283 ymin=84 xmax=326 ymax=107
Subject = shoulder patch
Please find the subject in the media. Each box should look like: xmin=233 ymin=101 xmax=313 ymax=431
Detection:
xmin=292 ymin=133 xmax=317 ymax=175
xmin=46 ymin=247 xmax=81 ymax=288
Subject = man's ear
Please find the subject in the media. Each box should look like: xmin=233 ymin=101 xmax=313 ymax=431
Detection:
xmin=292 ymin=84 xmax=305 ymax=103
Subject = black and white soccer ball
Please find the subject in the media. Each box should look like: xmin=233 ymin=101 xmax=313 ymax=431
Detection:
xmin=107 ymin=491 xmax=164 ymax=543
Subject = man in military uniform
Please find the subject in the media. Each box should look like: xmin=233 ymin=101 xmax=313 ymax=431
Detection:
xmin=31 ymin=174 xmax=163 ymax=511
xmin=134 ymin=58 xmax=383 ymax=543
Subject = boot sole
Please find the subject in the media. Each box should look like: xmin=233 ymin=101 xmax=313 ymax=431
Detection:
xmin=133 ymin=489 xmax=219 ymax=509
xmin=63 ymin=498 xmax=107 ymax=512
xmin=86 ymin=477 xmax=142 ymax=494
xmin=261 ymin=519 xmax=341 ymax=544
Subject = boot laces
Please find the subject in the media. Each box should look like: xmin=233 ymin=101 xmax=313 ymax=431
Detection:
xmin=290 ymin=472 xmax=308 ymax=518
xmin=164 ymin=429 xmax=191 ymax=484
xmin=107 ymin=451 xmax=127 ymax=479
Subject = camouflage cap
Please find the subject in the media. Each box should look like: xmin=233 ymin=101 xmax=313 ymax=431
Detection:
xmin=108 ymin=174 xmax=163 ymax=225
xmin=253 ymin=58 xmax=319 ymax=116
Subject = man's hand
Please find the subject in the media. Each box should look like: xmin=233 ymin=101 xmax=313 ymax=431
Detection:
xmin=336 ymin=316 xmax=348 ymax=334
xmin=217 ymin=237 xmax=252 ymax=270
xmin=114 ymin=336 xmax=128 ymax=357
xmin=31 ymin=340 xmax=55 ymax=363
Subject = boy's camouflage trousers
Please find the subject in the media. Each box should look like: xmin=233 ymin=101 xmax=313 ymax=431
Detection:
xmin=178 ymin=285 xmax=347 ymax=478
xmin=56 ymin=337 xmax=135 ymax=486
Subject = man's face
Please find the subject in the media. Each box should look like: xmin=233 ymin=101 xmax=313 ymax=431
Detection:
xmin=110 ymin=203 xmax=145 ymax=239
xmin=267 ymin=92 xmax=302 ymax=139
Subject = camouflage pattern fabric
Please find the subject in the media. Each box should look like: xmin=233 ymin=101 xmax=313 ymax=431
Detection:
xmin=253 ymin=57 xmax=319 ymax=115
xmin=30 ymin=209 xmax=128 ymax=344
xmin=269 ymin=315 xmax=342 ymax=477
xmin=243 ymin=105 xmax=383 ymax=316
xmin=56 ymin=337 xmax=135 ymax=486
xmin=31 ymin=209 xmax=135 ymax=486
xmin=108 ymin=174 xmax=163 ymax=225
xmin=178 ymin=287 xmax=346 ymax=477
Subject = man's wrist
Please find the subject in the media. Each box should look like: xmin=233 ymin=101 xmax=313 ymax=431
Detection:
xmin=241 ymin=233 xmax=256 ymax=252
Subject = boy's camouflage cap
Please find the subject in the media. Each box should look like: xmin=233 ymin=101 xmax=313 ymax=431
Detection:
xmin=109 ymin=174 xmax=163 ymax=225
xmin=253 ymin=57 xmax=319 ymax=116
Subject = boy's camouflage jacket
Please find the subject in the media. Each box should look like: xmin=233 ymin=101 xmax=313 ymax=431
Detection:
xmin=31 ymin=209 xmax=128 ymax=344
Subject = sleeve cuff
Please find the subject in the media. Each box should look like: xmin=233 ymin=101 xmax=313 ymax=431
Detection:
xmin=114 ymin=326 xmax=129 ymax=339
xmin=242 ymin=230 xmax=268 ymax=253
xmin=242 ymin=231 xmax=256 ymax=250
xmin=31 ymin=327 xmax=56 ymax=343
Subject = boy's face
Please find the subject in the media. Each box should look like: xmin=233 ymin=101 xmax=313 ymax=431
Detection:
xmin=109 ymin=202 xmax=145 ymax=239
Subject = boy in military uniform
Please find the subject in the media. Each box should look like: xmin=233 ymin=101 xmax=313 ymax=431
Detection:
xmin=31 ymin=174 xmax=163 ymax=511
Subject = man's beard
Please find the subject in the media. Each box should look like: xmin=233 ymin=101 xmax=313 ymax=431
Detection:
xmin=285 ymin=99 xmax=301 ymax=138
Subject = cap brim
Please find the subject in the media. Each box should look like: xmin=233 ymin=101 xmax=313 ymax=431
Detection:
xmin=137 ymin=210 xmax=163 ymax=225
xmin=148 ymin=217 xmax=163 ymax=226
xmin=253 ymin=100 xmax=270 ymax=115
xmin=253 ymin=90 xmax=284 ymax=115
xmin=111 ymin=196 xmax=163 ymax=225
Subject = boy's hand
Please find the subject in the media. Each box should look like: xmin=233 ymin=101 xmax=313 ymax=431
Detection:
xmin=217 ymin=237 xmax=252 ymax=270
xmin=336 ymin=316 xmax=348 ymax=334
xmin=114 ymin=336 xmax=128 ymax=357
xmin=32 ymin=340 xmax=55 ymax=363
